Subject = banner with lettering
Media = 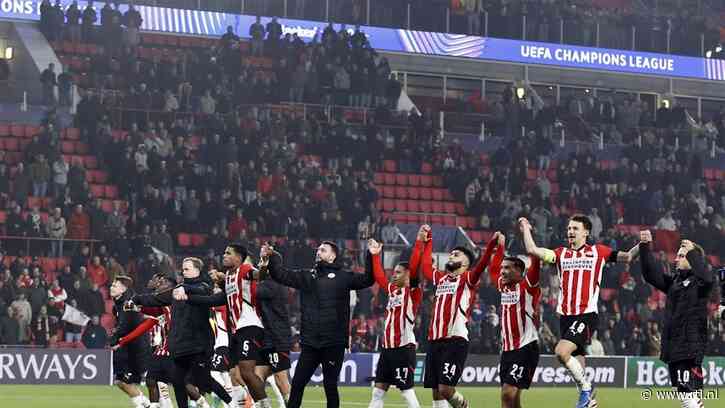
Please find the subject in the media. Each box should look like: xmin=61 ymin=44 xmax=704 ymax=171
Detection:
xmin=0 ymin=347 xmax=112 ymax=385
xmin=627 ymin=356 xmax=725 ymax=388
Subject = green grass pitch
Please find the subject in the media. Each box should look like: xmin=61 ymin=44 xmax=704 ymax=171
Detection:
xmin=0 ymin=385 xmax=710 ymax=408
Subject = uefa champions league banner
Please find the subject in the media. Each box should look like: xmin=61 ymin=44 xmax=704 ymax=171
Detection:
xmin=2 ymin=0 xmax=725 ymax=81
xmin=627 ymin=356 xmax=725 ymax=388
xmin=0 ymin=347 xmax=113 ymax=385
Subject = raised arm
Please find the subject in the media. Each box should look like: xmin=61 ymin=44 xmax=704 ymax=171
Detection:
xmin=186 ymin=291 xmax=226 ymax=307
xmin=368 ymin=239 xmax=388 ymax=291
xmin=639 ymin=230 xmax=670 ymax=293
xmin=133 ymin=290 xmax=173 ymax=307
xmin=526 ymin=256 xmax=541 ymax=288
xmin=470 ymin=232 xmax=501 ymax=285
xmin=488 ymin=233 xmax=506 ymax=286
xmin=409 ymin=225 xmax=431 ymax=280
xmin=263 ymin=245 xmax=306 ymax=289
xmin=518 ymin=217 xmax=556 ymax=263
xmin=350 ymin=240 xmax=377 ymax=290
xmin=616 ymin=242 xmax=640 ymax=263
xmin=114 ymin=318 xmax=158 ymax=349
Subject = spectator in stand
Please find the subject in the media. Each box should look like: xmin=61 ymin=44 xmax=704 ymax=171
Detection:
xmin=266 ymin=17 xmax=283 ymax=52
xmin=30 ymin=154 xmax=51 ymax=198
xmin=249 ymin=16 xmax=265 ymax=56
xmin=39 ymin=0 xmax=53 ymax=39
xmin=13 ymin=163 xmax=31 ymax=207
xmin=40 ymin=63 xmax=57 ymax=105
xmin=57 ymin=66 xmax=73 ymax=107
xmin=105 ymin=201 xmax=125 ymax=238
xmin=65 ymin=1 xmax=81 ymax=43
xmin=78 ymin=283 xmax=105 ymax=318
xmin=51 ymin=156 xmax=69 ymax=199
xmin=466 ymin=0 xmax=484 ymax=35
xmin=63 ymin=298 xmax=84 ymax=343
xmin=150 ymin=224 xmax=174 ymax=257
xmin=655 ymin=210 xmax=678 ymax=231
xmin=81 ymin=1 xmax=97 ymax=42
xmin=31 ymin=305 xmax=52 ymax=347
xmin=182 ymin=189 xmax=201 ymax=233
xmin=10 ymin=293 xmax=32 ymax=343
xmin=47 ymin=279 xmax=67 ymax=317
xmin=67 ymin=204 xmax=91 ymax=246
xmin=82 ymin=315 xmax=107 ymax=349
xmin=46 ymin=207 xmax=67 ymax=257
xmin=0 ymin=306 xmax=21 ymax=345
xmin=87 ymin=256 xmax=108 ymax=288
xmin=199 ymin=90 xmax=216 ymax=115
xmin=27 ymin=279 xmax=47 ymax=318
xmin=121 ymin=3 xmax=142 ymax=49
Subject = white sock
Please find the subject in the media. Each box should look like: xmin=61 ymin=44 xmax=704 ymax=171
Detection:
xmin=266 ymin=376 xmax=285 ymax=408
xmin=432 ymin=400 xmax=449 ymax=408
xmin=401 ymin=389 xmax=421 ymax=408
xmin=447 ymin=392 xmax=467 ymax=408
xmin=149 ymin=403 xmax=160 ymax=408
xmin=368 ymin=387 xmax=386 ymax=408
xmin=564 ymin=357 xmax=592 ymax=391
xmin=157 ymin=382 xmax=172 ymax=408
xmin=231 ymin=385 xmax=248 ymax=407
xmin=254 ymin=398 xmax=272 ymax=408
xmin=131 ymin=395 xmax=150 ymax=408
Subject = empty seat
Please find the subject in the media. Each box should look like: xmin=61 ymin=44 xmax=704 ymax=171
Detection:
xmin=455 ymin=203 xmax=466 ymax=215
xmin=63 ymin=128 xmax=81 ymax=140
xmin=394 ymin=200 xmax=407 ymax=212
xmin=191 ymin=234 xmax=207 ymax=247
xmin=374 ymin=173 xmax=385 ymax=185
xmin=444 ymin=202 xmax=456 ymax=214
xmin=382 ymin=199 xmax=395 ymax=212
xmin=383 ymin=160 xmax=397 ymax=173
xmin=394 ymin=186 xmax=408 ymax=199
xmin=61 ymin=141 xmax=75 ymax=154
xmin=432 ymin=189 xmax=444 ymax=201
xmin=431 ymin=202 xmax=444 ymax=213
xmin=177 ymin=233 xmax=192 ymax=247
xmin=384 ymin=173 xmax=396 ymax=185
xmin=407 ymin=187 xmax=420 ymax=200
xmin=443 ymin=217 xmax=456 ymax=227
xmin=4 ymin=138 xmax=18 ymax=151
xmin=395 ymin=174 xmax=408 ymax=186
xmin=408 ymin=175 xmax=421 ymax=186
xmin=420 ymin=188 xmax=432 ymax=200
xmin=407 ymin=200 xmax=420 ymax=212
xmin=84 ymin=156 xmax=98 ymax=169
xmin=105 ymin=185 xmax=118 ymax=199
xmin=382 ymin=186 xmax=395 ymax=198
xmin=432 ymin=176 xmax=444 ymax=187
xmin=430 ymin=215 xmax=443 ymax=225
xmin=10 ymin=124 xmax=24 ymax=137
xmin=90 ymin=185 xmax=105 ymax=198
xmin=0 ymin=124 xmax=9 ymax=136
xmin=421 ymin=162 xmax=433 ymax=174
xmin=419 ymin=201 xmax=432 ymax=212
xmin=75 ymin=142 xmax=89 ymax=154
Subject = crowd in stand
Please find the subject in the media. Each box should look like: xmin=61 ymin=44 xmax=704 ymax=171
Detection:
xmin=3 ymin=8 xmax=725 ymax=356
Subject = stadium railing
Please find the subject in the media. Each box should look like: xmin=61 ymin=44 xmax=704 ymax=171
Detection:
xmin=0 ymin=235 xmax=104 ymax=258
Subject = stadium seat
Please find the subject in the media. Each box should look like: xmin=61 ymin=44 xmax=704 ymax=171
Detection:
xmin=431 ymin=201 xmax=444 ymax=213
xmin=75 ymin=142 xmax=90 ymax=154
xmin=420 ymin=188 xmax=432 ymax=200
xmin=421 ymin=163 xmax=433 ymax=174
xmin=177 ymin=233 xmax=192 ymax=247
xmin=407 ymin=187 xmax=420 ymax=200
xmin=383 ymin=160 xmax=397 ymax=173
xmin=61 ymin=141 xmax=75 ymax=154
xmin=420 ymin=175 xmax=433 ymax=187
xmin=382 ymin=199 xmax=395 ymax=212
xmin=419 ymin=201 xmax=432 ymax=212
xmin=26 ymin=197 xmax=41 ymax=209
xmin=191 ymin=234 xmax=207 ymax=247
xmin=10 ymin=124 xmax=24 ymax=137
xmin=394 ymin=200 xmax=407 ymax=212
xmin=0 ymin=124 xmax=9 ymax=136
xmin=105 ymin=185 xmax=118 ymax=199
xmin=395 ymin=174 xmax=408 ymax=186
xmin=101 ymin=199 xmax=113 ymax=212
xmin=105 ymin=299 xmax=114 ymax=314
xmin=430 ymin=215 xmax=443 ymax=225
xmin=384 ymin=173 xmax=396 ymax=186
xmin=374 ymin=173 xmax=385 ymax=185
xmin=394 ymin=186 xmax=408 ymax=199
xmin=408 ymin=174 xmax=421 ymax=186
xmin=84 ymin=156 xmax=98 ymax=169
xmin=432 ymin=189 xmax=444 ymax=201
xmin=3 ymin=138 xmax=18 ymax=151
xmin=444 ymin=202 xmax=456 ymax=214
xmin=90 ymin=184 xmax=105 ymax=198
xmin=0 ymin=211 xmax=6 ymax=224
xmin=443 ymin=217 xmax=456 ymax=226
xmin=382 ymin=186 xmax=394 ymax=198
xmin=407 ymin=200 xmax=420 ymax=212
xmin=432 ymin=176 xmax=444 ymax=187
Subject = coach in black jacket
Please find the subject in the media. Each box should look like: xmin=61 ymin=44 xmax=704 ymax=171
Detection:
xmin=639 ymin=231 xmax=713 ymax=404
xmin=262 ymin=240 xmax=375 ymax=408
xmin=255 ymin=277 xmax=293 ymax=402
xmin=132 ymin=258 xmax=231 ymax=408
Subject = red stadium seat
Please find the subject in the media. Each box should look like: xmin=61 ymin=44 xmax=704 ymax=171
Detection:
xmin=420 ymin=175 xmax=433 ymax=187
xmin=407 ymin=187 xmax=420 ymax=200
xmin=421 ymin=163 xmax=433 ymax=174
xmin=443 ymin=202 xmax=456 ymax=214
xmin=105 ymin=185 xmax=118 ymax=199
xmin=408 ymin=175 xmax=421 ymax=186
xmin=75 ymin=142 xmax=89 ymax=154
xmin=420 ymin=188 xmax=432 ymax=200
xmin=394 ymin=186 xmax=408 ymax=199
xmin=26 ymin=197 xmax=41 ymax=209
xmin=383 ymin=160 xmax=397 ymax=173
xmin=177 ymin=233 xmax=192 ymax=247
xmin=382 ymin=199 xmax=395 ymax=212
xmin=61 ymin=141 xmax=75 ymax=154
xmin=0 ymin=124 xmax=9 ymax=136
xmin=3 ymin=138 xmax=18 ymax=151
xmin=101 ymin=200 xmax=113 ymax=212
xmin=384 ymin=173 xmax=396 ymax=186
xmin=84 ymin=156 xmax=98 ymax=169
xmin=395 ymin=174 xmax=408 ymax=186
xmin=374 ymin=173 xmax=385 ymax=185
xmin=407 ymin=200 xmax=420 ymax=212
xmin=432 ymin=189 xmax=444 ymax=201
xmin=0 ymin=211 xmax=6 ymax=224
xmin=10 ymin=124 xmax=24 ymax=137
xmin=394 ymin=200 xmax=407 ymax=212
xmin=90 ymin=184 xmax=105 ymax=198
xmin=443 ymin=217 xmax=456 ymax=226
xmin=419 ymin=201 xmax=432 ymax=213
xmin=191 ymin=234 xmax=207 ymax=247
xmin=95 ymin=171 xmax=109 ymax=183
xmin=382 ymin=186 xmax=394 ymax=198
xmin=431 ymin=201 xmax=444 ymax=213
xmin=430 ymin=215 xmax=443 ymax=225
xmin=432 ymin=176 xmax=444 ymax=187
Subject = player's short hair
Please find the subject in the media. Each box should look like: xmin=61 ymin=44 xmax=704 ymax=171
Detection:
xmin=395 ymin=261 xmax=410 ymax=270
xmin=569 ymin=214 xmax=593 ymax=231
xmin=183 ymin=257 xmax=204 ymax=271
xmin=451 ymin=246 xmax=475 ymax=267
xmin=114 ymin=275 xmax=134 ymax=289
xmin=320 ymin=241 xmax=339 ymax=256
xmin=155 ymin=272 xmax=176 ymax=286
xmin=227 ymin=244 xmax=248 ymax=261
xmin=503 ymin=256 xmax=526 ymax=273
xmin=686 ymin=242 xmax=706 ymax=258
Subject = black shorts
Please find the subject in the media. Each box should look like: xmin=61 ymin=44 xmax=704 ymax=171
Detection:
xmin=499 ymin=341 xmax=540 ymax=390
xmin=559 ymin=313 xmax=598 ymax=356
xmin=146 ymin=355 xmax=175 ymax=383
xmin=113 ymin=352 xmax=146 ymax=385
xmin=375 ymin=345 xmax=416 ymax=390
xmin=230 ymin=326 xmax=264 ymax=363
xmin=424 ymin=338 xmax=469 ymax=388
xmin=255 ymin=348 xmax=291 ymax=374
xmin=669 ymin=360 xmax=704 ymax=392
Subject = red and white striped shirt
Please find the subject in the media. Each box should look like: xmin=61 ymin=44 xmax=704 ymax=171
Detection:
xmin=552 ymin=244 xmax=613 ymax=316
xmin=423 ymin=238 xmax=497 ymax=342
xmin=225 ymin=264 xmax=263 ymax=332
xmin=212 ymin=305 xmax=230 ymax=349
xmin=491 ymin=252 xmax=542 ymax=352
xmin=149 ymin=306 xmax=172 ymax=357
xmin=371 ymin=252 xmax=422 ymax=349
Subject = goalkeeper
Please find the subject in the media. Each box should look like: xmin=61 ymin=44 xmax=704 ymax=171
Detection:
xmin=639 ymin=230 xmax=714 ymax=408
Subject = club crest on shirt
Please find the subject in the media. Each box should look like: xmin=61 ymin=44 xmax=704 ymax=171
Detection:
xmin=327 ymin=273 xmax=336 ymax=279
xmin=387 ymin=294 xmax=404 ymax=309
xmin=225 ymin=281 xmax=238 ymax=296
xmin=501 ymin=290 xmax=520 ymax=305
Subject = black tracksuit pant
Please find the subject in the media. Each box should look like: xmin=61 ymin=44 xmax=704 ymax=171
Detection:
xmin=172 ymin=352 xmax=231 ymax=408
xmin=288 ymin=345 xmax=346 ymax=408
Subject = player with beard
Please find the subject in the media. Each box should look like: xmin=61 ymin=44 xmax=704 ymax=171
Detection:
xmin=366 ymin=231 xmax=425 ymax=408
xmin=520 ymin=215 xmax=639 ymax=408
xmin=110 ymin=275 xmax=151 ymax=408
xmin=639 ymin=230 xmax=714 ymax=408
xmin=488 ymin=231 xmax=541 ymax=408
xmin=114 ymin=273 xmax=207 ymax=408
xmin=173 ymin=245 xmax=272 ymax=408
xmin=419 ymin=227 xmax=500 ymax=408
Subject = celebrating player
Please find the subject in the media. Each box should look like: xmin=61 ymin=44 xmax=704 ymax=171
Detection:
xmin=489 ymin=231 xmax=541 ymax=408
xmin=366 ymin=234 xmax=423 ymax=408
xmin=639 ymin=230 xmax=714 ymax=408
xmin=519 ymin=215 xmax=639 ymax=408
xmin=132 ymin=258 xmax=232 ymax=408
xmin=173 ymin=245 xmax=272 ymax=408
xmin=419 ymin=225 xmax=499 ymax=408
xmin=109 ymin=275 xmax=151 ymax=408
xmin=261 ymin=240 xmax=375 ymax=408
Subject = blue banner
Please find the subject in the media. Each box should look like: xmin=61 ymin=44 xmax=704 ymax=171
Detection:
xmin=2 ymin=0 xmax=722 ymax=81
